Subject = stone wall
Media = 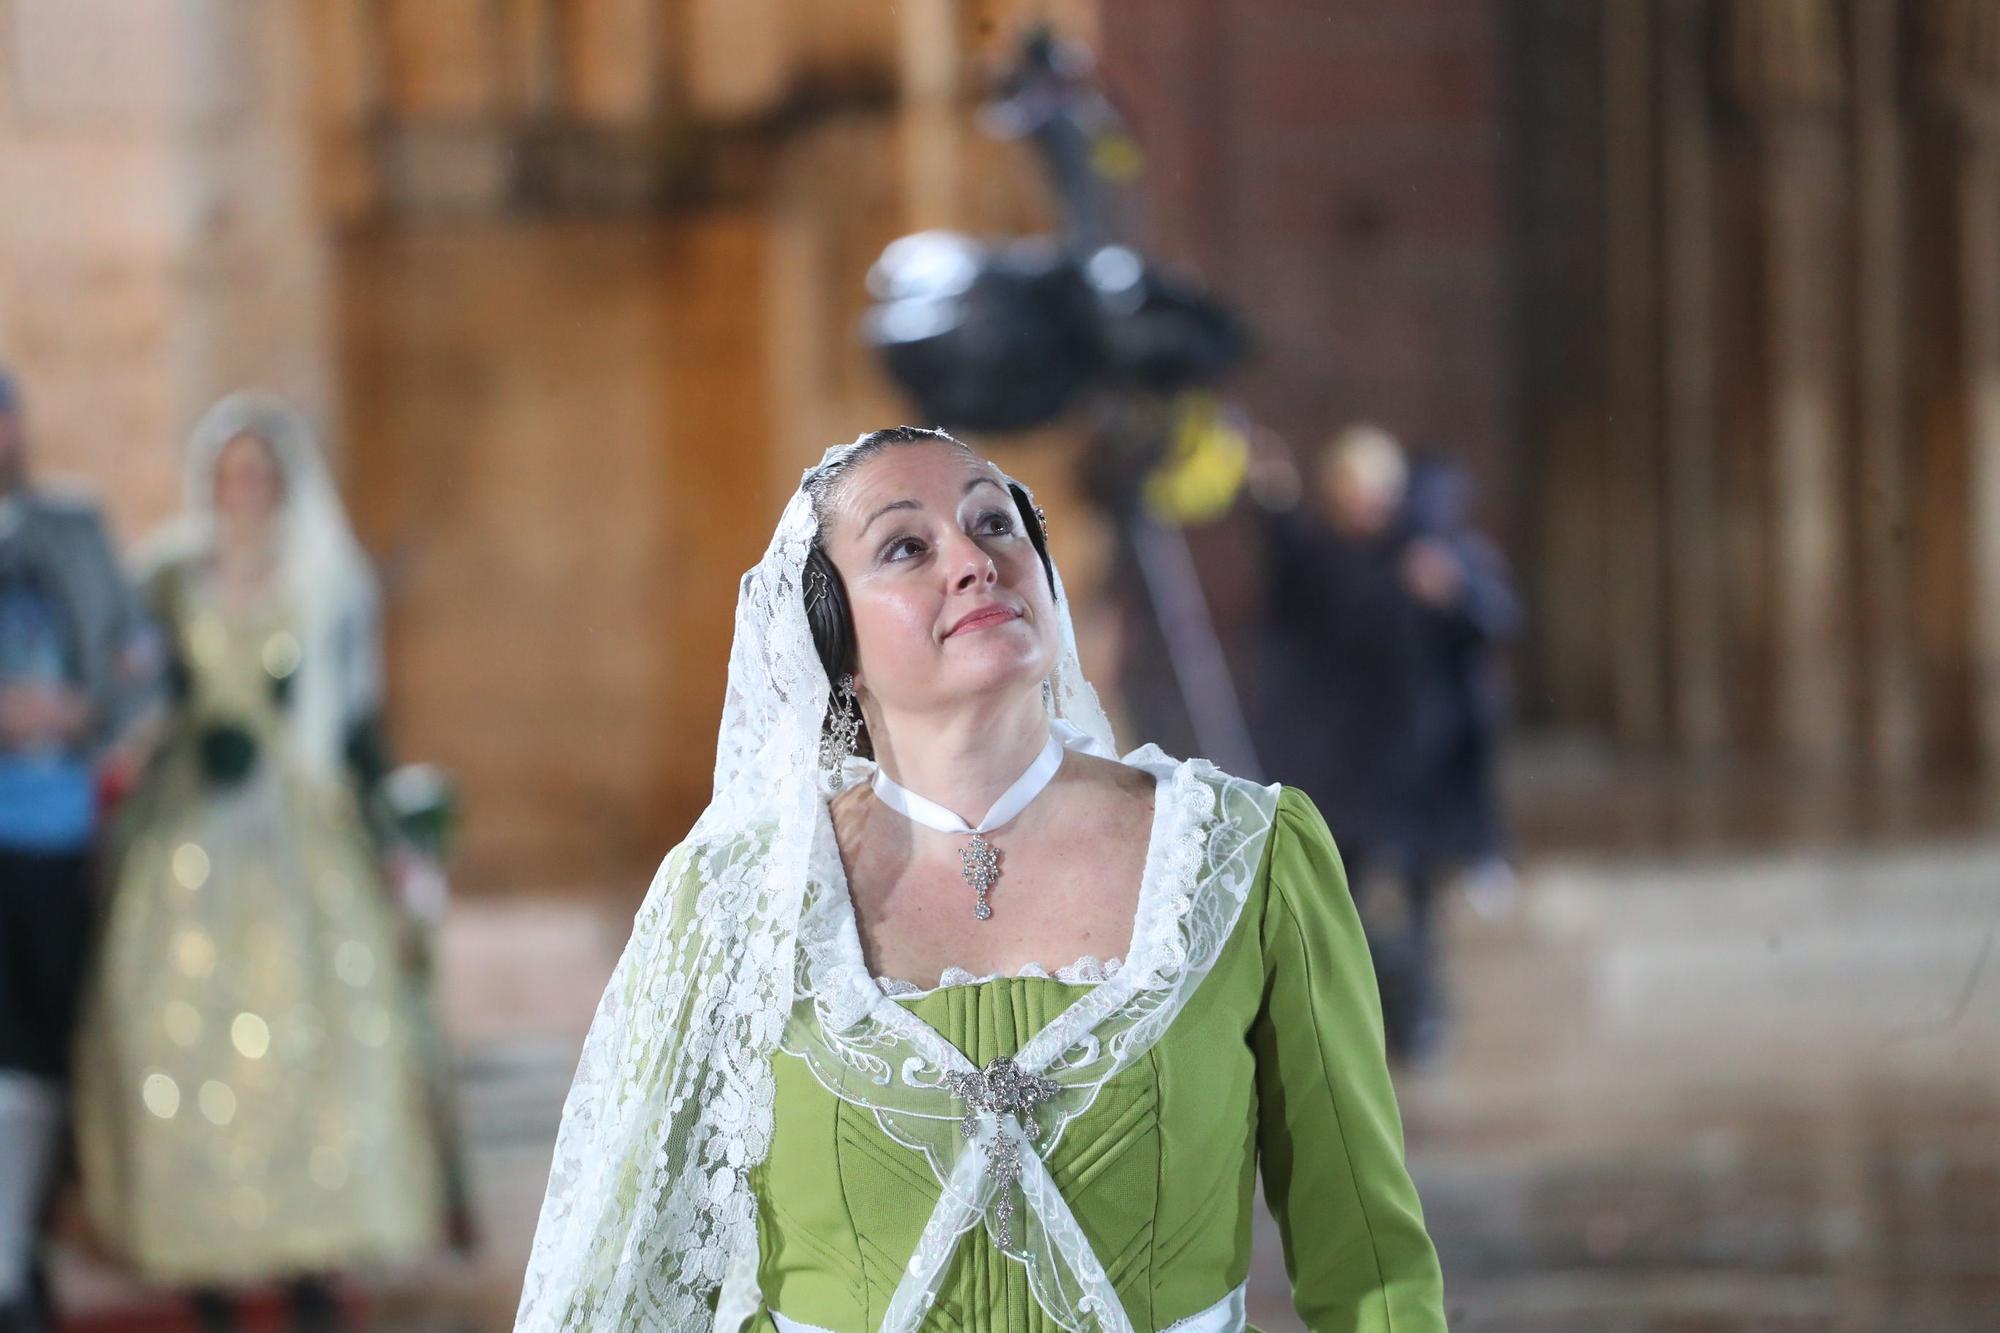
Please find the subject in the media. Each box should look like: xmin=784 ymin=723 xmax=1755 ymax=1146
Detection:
xmin=322 ymin=1 xmax=1099 ymax=884
xmin=1096 ymin=1 xmax=1513 ymax=544
xmin=0 ymin=0 xmax=331 ymax=540
xmin=1513 ymin=0 xmax=2000 ymax=781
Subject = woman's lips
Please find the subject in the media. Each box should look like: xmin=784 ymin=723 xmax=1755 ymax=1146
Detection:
xmin=946 ymin=605 xmax=1022 ymax=637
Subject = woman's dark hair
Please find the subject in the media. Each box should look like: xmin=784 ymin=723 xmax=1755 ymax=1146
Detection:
xmin=803 ymin=426 xmax=1055 ymax=758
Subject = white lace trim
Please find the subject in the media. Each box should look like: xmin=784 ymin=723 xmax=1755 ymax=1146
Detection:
xmin=769 ymin=1278 xmax=1247 ymax=1333
xmin=780 ymin=749 xmax=1280 ymax=1332
xmin=874 ymin=954 xmax=1125 ymax=997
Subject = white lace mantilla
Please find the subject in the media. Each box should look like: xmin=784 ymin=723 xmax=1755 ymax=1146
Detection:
xmin=874 ymin=954 xmax=1124 ymax=997
xmin=514 ymin=435 xmax=1260 ymax=1333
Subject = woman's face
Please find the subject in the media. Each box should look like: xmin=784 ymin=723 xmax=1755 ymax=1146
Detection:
xmin=821 ymin=442 xmax=1057 ymax=719
xmin=213 ymin=432 xmax=285 ymax=529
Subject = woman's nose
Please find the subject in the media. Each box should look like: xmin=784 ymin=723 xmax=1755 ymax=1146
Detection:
xmin=944 ymin=533 xmax=998 ymax=591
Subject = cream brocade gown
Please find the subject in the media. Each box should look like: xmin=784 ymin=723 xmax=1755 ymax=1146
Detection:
xmin=73 ymin=562 xmax=442 ymax=1283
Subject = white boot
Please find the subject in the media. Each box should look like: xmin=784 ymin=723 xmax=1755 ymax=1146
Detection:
xmin=0 ymin=1071 xmax=63 ymax=1310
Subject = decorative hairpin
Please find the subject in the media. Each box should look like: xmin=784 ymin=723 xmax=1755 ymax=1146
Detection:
xmin=806 ymin=564 xmax=832 ymax=608
xmin=1034 ymin=503 xmax=1050 ymax=540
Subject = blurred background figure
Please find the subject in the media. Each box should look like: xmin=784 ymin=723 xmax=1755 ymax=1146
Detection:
xmin=1249 ymin=424 xmax=1517 ymax=1064
xmin=1398 ymin=448 xmax=1520 ymax=923
xmin=0 ymin=370 xmax=154 ymax=1333
xmin=70 ymin=395 xmax=442 ymax=1332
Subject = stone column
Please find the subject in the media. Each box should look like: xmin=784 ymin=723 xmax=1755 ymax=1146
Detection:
xmin=1661 ymin=0 xmax=1728 ymax=761
xmin=1851 ymin=0 xmax=1922 ymax=782
xmin=1723 ymin=0 xmax=1854 ymax=771
xmin=685 ymin=0 xmax=794 ymax=120
xmin=894 ymin=0 xmax=965 ymax=232
xmin=560 ymin=0 xmax=661 ymax=124
xmin=1602 ymin=0 xmax=1667 ymax=749
xmin=1923 ymin=3 xmax=2000 ymax=775
xmin=0 ymin=0 xmax=331 ymax=538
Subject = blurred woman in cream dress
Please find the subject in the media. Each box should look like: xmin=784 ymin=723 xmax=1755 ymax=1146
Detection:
xmin=73 ymin=394 xmax=441 ymax=1330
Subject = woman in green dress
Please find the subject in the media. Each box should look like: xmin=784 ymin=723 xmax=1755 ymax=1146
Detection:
xmin=73 ymin=394 xmax=441 ymax=1329
xmin=517 ymin=428 xmax=1446 ymax=1332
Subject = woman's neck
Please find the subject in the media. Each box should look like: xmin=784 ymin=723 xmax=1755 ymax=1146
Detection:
xmin=867 ymin=686 xmax=1052 ymax=827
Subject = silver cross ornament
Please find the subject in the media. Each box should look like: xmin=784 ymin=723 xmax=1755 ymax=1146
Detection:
xmin=942 ymin=1057 xmax=1061 ymax=1248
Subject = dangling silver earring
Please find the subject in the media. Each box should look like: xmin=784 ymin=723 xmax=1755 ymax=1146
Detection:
xmin=821 ymin=674 xmax=862 ymax=787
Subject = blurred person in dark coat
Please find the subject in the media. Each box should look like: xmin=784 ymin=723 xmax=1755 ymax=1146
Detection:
xmin=1401 ymin=451 xmax=1519 ymax=916
xmin=0 ymin=369 xmax=156 ymax=1333
xmin=1248 ymin=424 xmax=1517 ymax=1064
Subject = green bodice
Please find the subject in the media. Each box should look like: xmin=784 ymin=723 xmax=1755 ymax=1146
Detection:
xmin=748 ymin=789 xmax=1446 ymax=1332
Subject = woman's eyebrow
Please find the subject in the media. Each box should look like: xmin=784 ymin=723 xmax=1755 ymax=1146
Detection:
xmin=861 ymin=476 xmax=1006 ymax=535
xmin=862 ymin=498 xmax=920 ymax=535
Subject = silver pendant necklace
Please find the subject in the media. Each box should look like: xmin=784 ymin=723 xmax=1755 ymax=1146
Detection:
xmin=870 ymin=730 xmax=1066 ymax=920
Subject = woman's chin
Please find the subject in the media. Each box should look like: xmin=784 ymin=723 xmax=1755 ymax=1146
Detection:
xmin=932 ymin=647 xmax=1053 ymax=704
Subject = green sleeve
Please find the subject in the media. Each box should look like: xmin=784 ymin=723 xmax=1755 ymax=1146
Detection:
xmin=1251 ymin=788 xmax=1447 ymax=1331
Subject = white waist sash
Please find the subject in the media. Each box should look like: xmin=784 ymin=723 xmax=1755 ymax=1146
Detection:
xmin=768 ymin=1279 xmax=1248 ymax=1333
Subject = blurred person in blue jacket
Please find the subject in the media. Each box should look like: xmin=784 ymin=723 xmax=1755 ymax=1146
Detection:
xmin=0 ymin=368 xmax=157 ymax=1333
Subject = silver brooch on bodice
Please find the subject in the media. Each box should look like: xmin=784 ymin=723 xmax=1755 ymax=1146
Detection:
xmin=942 ymin=1056 xmax=1061 ymax=1248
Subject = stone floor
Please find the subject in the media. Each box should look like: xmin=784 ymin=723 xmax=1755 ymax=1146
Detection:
xmin=1397 ymin=835 xmax=2000 ymax=1331
xmin=46 ymin=812 xmax=2000 ymax=1331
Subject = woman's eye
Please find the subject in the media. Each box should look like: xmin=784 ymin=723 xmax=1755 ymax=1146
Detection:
xmin=879 ymin=510 xmax=1011 ymax=562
